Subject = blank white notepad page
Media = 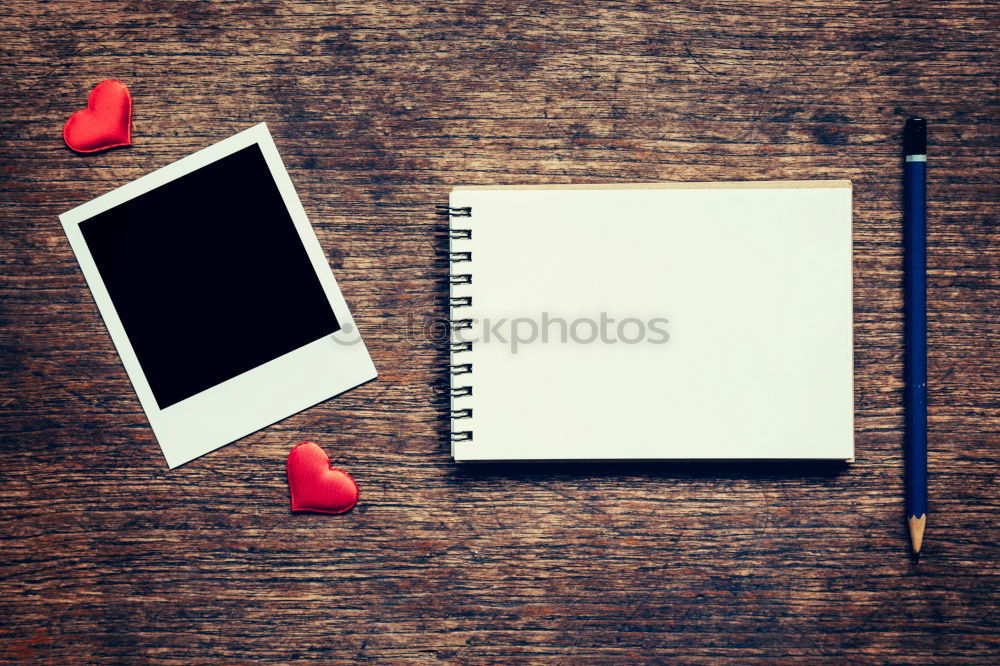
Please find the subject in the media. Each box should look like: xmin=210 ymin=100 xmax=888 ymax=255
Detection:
xmin=448 ymin=182 xmax=853 ymax=461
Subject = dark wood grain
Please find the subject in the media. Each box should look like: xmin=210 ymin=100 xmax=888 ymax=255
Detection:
xmin=1 ymin=1 xmax=997 ymax=663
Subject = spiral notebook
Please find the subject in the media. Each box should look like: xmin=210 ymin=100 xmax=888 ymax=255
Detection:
xmin=445 ymin=181 xmax=854 ymax=462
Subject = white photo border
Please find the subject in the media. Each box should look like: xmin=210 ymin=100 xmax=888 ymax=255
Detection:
xmin=60 ymin=123 xmax=377 ymax=468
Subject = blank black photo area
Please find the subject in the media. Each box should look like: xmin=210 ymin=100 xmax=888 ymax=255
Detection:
xmin=80 ymin=144 xmax=341 ymax=409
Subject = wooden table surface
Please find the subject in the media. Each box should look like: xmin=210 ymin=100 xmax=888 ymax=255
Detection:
xmin=1 ymin=1 xmax=997 ymax=663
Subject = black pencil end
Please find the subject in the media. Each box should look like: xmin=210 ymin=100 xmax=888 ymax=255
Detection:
xmin=904 ymin=117 xmax=927 ymax=155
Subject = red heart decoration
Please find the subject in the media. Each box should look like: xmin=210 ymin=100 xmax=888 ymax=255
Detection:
xmin=286 ymin=441 xmax=359 ymax=514
xmin=63 ymin=80 xmax=132 ymax=153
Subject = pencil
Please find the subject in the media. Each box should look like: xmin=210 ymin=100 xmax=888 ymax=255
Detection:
xmin=903 ymin=117 xmax=928 ymax=556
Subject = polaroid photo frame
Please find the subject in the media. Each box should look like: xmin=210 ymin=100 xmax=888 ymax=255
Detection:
xmin=60 ymin=123 xmax=377 ymax=468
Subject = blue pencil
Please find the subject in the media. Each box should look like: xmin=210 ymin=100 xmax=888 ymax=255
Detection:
xmin=903 ymin=117 xmax=928 ymax=555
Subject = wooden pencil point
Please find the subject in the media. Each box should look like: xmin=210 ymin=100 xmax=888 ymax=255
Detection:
xmin=908 ymin=514 xmax=926 ymax=555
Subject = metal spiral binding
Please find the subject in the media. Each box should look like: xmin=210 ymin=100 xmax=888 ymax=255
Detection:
xmin=437 ymin=205 xmax=471 ymax=217
xmin=445 ymin=205 xmax=474 ymax=443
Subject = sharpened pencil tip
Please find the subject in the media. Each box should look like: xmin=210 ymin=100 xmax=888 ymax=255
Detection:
xmin=908 ymin=514 xmax=926 ymax=556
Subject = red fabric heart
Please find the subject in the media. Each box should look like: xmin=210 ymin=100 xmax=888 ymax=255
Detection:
xmin=286 ymin=441 xmax=359 ymax=514
xmin=63 ymin=80 xmax=132 ymax=153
